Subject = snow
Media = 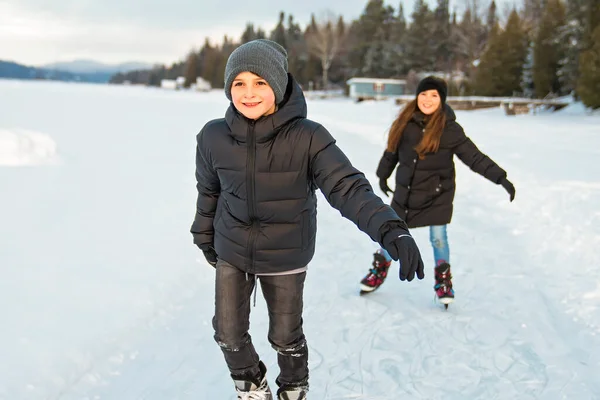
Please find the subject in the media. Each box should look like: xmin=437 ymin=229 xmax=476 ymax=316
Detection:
xmin=0 ymin=78 xmax=599 ymax=400
xmin=0 ymin=129 xmax=59 ymax=166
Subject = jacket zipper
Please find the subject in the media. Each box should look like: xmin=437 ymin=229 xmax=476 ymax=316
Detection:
xmin=246 ymin=121 xmax=258 ymax=274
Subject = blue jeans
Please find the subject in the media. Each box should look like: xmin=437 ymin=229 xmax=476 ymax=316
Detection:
xmin=379 ymin=225 xmax=449 ymax=265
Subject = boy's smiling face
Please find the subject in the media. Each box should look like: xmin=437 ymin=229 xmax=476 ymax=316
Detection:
xmin=231 ymin=71 xmax=276 ymax=120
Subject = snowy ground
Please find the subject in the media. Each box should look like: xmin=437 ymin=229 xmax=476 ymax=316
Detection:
xmin=0 ymin=79 xmax=599 ymax=400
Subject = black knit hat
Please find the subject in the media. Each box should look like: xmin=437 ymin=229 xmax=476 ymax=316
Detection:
xmin=224 ymin=39 xmax=289 ymax=105
xmin=416 ymin=76 xmax=448 ymax=104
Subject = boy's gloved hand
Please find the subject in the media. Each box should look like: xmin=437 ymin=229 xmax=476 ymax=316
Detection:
xmin=383 ymin=232 xmax=425 ymax=281
xmin=379 ymin=178 xmax=393 ymax=197
xmin=202 ymin=247 xmax=218 ymax=268
xmin=500 ymin=178 xmax=516 ymax=202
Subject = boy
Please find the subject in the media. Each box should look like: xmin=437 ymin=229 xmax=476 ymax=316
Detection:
xmin=191 ymin=39 xmax=424 ymax=400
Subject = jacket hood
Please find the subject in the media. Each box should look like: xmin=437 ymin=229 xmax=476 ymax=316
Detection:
xmin=224 ymin=73 xmax=307 ymax=143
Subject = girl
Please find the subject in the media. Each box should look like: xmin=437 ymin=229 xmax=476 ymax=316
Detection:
xmin=190 ymin=39 xmax=424 ymax=400
xmin=359 ymin=76 xmax=515 ymax=306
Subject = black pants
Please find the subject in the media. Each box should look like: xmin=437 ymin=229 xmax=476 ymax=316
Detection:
xmin=213 ymin=259 xmax=309 ymax=388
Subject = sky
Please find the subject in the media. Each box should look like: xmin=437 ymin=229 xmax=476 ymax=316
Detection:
xmin=0 ymin=0 xmax=514 ymax=67
xmin=0 ymin=79 xmax=598 ymax=399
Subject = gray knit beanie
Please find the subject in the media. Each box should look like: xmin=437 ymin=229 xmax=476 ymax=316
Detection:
xmin=224 ymin=39 xmax=289 ymax=105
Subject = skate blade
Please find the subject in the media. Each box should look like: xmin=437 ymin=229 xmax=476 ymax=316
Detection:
xmin=359 ymin=285 xmax=379 ymax=295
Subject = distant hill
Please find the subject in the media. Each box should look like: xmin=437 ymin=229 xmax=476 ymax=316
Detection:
xmin=0 ymin=59 xmax=153 ymax=83
xmin=42 ymin=59 xmax=153 ymax=74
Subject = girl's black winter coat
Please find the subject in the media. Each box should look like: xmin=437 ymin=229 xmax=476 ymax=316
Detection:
xmin=376 ymin=106 xmax=507 ymax=229
xmin=191 ymin=75 xmax=403 ymax=274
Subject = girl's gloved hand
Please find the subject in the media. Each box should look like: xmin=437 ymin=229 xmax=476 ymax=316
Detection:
xmin=500 ymin=178 xmax=516 ymax=202
xmin=379 ymin=179 xmax=393 ymax=197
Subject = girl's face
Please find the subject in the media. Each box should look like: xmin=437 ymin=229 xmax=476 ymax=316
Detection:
xmin=230 ymin=71 xmax=276 ymax=120
xmin=417 ymin=89 xmax=442 ymax=115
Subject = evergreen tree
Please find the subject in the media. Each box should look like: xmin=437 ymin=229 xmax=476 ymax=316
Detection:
xmin=388 ymin=3 xmax=408 ymax=77
xmin=433 ymin=0 xmax=452 ymax=72
xmin=363 ymin=26 xmax=389 ymax=77
xmin=558 ymin=0 xmax=586 ymax=96
xmin=303 ymin=15 xmax=324 ymax=89
xmin=475 ymin=10 xmax=528 ymax=96
xmin=199 ymin=38 xmax=220 ymax=88
xmin=241 ymin=23 xmax=258 ymax=43
xmin=582 ymin=0 xmax=600 ymax=50
xmin=485 ymin=0 xmax=498 ymax=35
xmin=404 ymin=0 xmax=436 ymax=71
xmin=184 ymin=51 xmax=199 ymax=88
xmin=577 ymin=25 xmax=600 ymax=108
xmin=458 ymin=6 xmax=486 ymax=78
xmin=346 ymin=0 xmax=395 ymax=76
xmin=532 ymin=0 xmax=566 ymax=97
xmin=213 ymin=36 xmax=236 ymax=89
xmin=286 ymin=14 xmax=306 ymax=84
xmin=521 ymin=44 xmax=535 ymax=96
xmin=270 ymin=12 xmax=287 ymax=48
xmin=522 ymin=0 xmax=544 ymax=35
xmin=148 ymin=66 xmax=165 ymax=87
xmin=329 ymin=16 xmax=351 ymax=84
xmin=256 ymin=28 xmax=267 ymax=39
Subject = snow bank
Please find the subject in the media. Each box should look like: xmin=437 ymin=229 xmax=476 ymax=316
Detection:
xmin=0 ymin=129 xmax=59 ymax=166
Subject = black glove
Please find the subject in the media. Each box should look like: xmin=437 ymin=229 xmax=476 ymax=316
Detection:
xmin=382 ymin=230 xmax=425 ymax=282
xmin=379 ymin=178 xmax=393 ymax=197
xmin=500 ymin=178 xmax=515 ymax=202
xmin=202 ymin=247 xmax=218 ymax=268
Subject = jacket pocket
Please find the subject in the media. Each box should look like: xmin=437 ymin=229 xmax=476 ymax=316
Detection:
xmin=431 ymin=176 xmax=442 ymax=194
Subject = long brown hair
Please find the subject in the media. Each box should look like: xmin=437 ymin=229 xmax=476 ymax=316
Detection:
xmin=386 ymin=99 xmax=447 ymax=159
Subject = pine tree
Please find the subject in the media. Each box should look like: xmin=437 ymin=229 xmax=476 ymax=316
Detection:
xmin=148 ymin=66 xmax=165 ymax=87
xmin=577 ymin=25 xmax=600 ymax=108
xmin=582 ymin=0 xmax=600 ymax=50
xmin=303 ymin=15 xmax=322 ymax=88
xmin=522 ymin=0 xmax=545 ymax=35
xmin=485 ymin=0 xmax=498 ymax=35
xmin=499 ymin=11 xmax=529 ymax=96
xmin=404 ymin=0 xmax=436 ymax=71
xmin=363 ymin=26 xmax=389 ymax=77
xmin=558 ymin=0 xmax=586 ymax=96
xmin=270 ymin=12 xmax=287 ymax=48
xmin=388 ymin=3 xmax=408 ymax=76
xmin=433 ymin=0 xmax=452 ymax=72
xmin=213 ymin=36 xmax=236 ymax=89
xmin=532 ymin=0 xmax=566 ymax=97
xmin=241 ymin=23 xmax=258 ymax=43
xmin=286 ymin=14 xmax=305 ymax=84
xmin=458 ymin=6 xmax=486 ymax=78
xmin=473 ymin=24 xmax=503 ymax=95
xmin=329 ymin=16 xmax=351 ymax=84
xmin=346 ymin=0 xmax=395 ymax=76
xmin=521 ymin=45 xmax=535 ymax=96
xmin=183 ymin=51 xmax=198 ymax=88
xmin=475 ymin=10 xmax=528 ymax=96
xmin=199 ymin=38 xmax=220 ymax=88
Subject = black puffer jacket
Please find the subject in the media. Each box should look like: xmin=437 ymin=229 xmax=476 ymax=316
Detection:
xmin=191 ymin=75 xmax=404 ymax=274
xmin=376 ymin=105 xmax=507 ymax=228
